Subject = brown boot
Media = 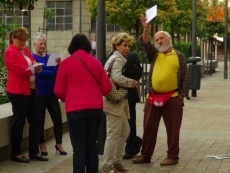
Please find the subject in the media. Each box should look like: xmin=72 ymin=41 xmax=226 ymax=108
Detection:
xmin=132 ymin=156 xmax=151 ymax=164
xmin=160 ymin=158 xmax=178 ymax=166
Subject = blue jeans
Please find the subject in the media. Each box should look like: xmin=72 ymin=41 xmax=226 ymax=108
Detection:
xmin=67 ymin=109 xmax=102 ymax=173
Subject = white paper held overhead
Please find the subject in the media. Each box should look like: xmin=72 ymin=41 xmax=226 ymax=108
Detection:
xmin=145 ymin=5 xmax=157 ymax=23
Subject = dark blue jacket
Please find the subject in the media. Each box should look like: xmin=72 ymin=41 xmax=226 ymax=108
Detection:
xmin=126 ymin=52 xmax=141 ymax=103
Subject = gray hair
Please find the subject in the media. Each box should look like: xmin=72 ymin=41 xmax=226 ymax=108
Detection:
xmin=155 ymin=31 xmax=172 ymax=47
xmin=33 ymin=32 xmax=46 ymax=43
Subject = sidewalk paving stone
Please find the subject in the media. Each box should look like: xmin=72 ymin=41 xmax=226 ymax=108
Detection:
xmin=1 ymin=63 xmax=230 ymax=173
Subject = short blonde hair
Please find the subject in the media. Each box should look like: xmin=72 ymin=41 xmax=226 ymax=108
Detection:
xmin=111 ymin=32 xmax=133 ymax=51
xmin=33 ymin=32 xmax=46 ymax=43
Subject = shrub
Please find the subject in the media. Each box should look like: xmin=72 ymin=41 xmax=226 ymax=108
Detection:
xmin=131 ymin=41 xmax=201 ymax=63
xmin=174 ymin=42 xmax=201 ymax=60
xmin=0 ymin=66 xmax=8 ymax=104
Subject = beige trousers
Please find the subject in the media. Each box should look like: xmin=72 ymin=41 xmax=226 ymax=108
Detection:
xmin=102 ymin=112 xmax=130 ymax=168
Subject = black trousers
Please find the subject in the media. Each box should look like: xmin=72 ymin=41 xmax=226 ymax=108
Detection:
xmin=67 ymin=109 xmax=102 ymax=173
xmin=7 ymin=89 xmax=41 ymax=156
xmin=125 ymin=101 xmax=138 ymax=155
xmin=37 ymin=95 xmax=63 ymax=144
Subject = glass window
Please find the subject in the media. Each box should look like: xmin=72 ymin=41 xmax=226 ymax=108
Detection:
xmin=47 ymin=18 xmax=55 ymax=23
xmin=91 ymin=17 xmax=96 ymax=31
xmin=6 ymin=17 xmax=13 ymax=23
xmin=65 ymin=24 xmax=72 ymax=30
xmin=56 ymin=9 xmax=64 ymax=16
xmin=65 ymin=10 xmax=72 ymax=15
xmin=56 ymin=2 xmax=64 ymax=8
xmin=65 ymin=17 xmax=72 ymax=23
xmin=56 ymin=24 xmax=63 ymax=31
xmin=23 ymin=17 xmax=29 ymax=24
xmin=15 ymin=17 xmax=22 ymax=23
xmin=46 ymin=2 xmax=55 ymax=8
xmin=47 ymin=24 xmax=55 ymax=31
xmin=46 ymin=1 xmax=73 ymax=31
xmin=1 ymin=9 xmax=29 ymax=28
xmin=15 ymin=10 xmax=22 ymax=16
xmin=56 ymin=17 xmax=63 ymax=23
xmin=90 ymin=17 xmax=121 ymax=32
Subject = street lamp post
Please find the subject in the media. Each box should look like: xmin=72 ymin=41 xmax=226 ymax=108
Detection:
xmin=189 ymin=0 xmax=201 ymax=97
xmin=96 ymin=0 xmax=106 ymax=155
xmin=79 ymin=0 xmax=82 ymax=33
xmin=224 ymin=0 xmax=228 ymax=79
xmin=192 ymin=0 xmax=197 ymax=59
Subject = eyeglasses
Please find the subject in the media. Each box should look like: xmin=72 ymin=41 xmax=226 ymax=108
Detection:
xmin=15 ymin=38 xmax=28 ymax=42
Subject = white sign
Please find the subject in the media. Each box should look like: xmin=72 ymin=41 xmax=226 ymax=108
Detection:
xmin=145 ymin=5 xmax=157 ymax=23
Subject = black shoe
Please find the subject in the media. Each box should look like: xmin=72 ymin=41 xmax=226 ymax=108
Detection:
xmin=29 ymin=155 xmax=49 ymax=161
xmin=11 ymin=155 xmax=29 ymax=163
xmin=41 ymin=151 xmax=48 ymax=156
xmin=55 ymin=145 xmax=67 ymax=155
xmin=133 ymin=136 xmax=142 ymax=155
xmin=122 ymin=153 xmax=134 ymax=159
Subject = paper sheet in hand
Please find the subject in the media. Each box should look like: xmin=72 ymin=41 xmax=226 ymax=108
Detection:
xmin=145 ymin=5 xmax=157 ymax=23
xmin=47 ymin=53 xmax=62 ymax=66
xmin=27 ymin=63 xmax=43 ymax=70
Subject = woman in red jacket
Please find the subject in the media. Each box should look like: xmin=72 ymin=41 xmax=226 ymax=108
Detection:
xmin=54 ymin=34 xmax=112 ymax=173
xmin=4 ymin=27 xmax=48 ymax=163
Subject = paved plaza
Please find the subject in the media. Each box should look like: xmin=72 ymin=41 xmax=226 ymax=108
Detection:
xmin=1 ymin=63 xmax=230 ymax=173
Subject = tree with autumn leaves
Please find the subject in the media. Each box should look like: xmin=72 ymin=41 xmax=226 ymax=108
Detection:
xmin=197 ymin=0 xmax=225 ymax=40
xmin=86 ymin=0 xmax=228 ymax=42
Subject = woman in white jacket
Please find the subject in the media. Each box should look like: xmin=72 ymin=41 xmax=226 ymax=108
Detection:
xmin=101 ymin=33 xmax=138 ymax=173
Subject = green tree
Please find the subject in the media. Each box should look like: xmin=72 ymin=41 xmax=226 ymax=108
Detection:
xmin=0 ymin=21 xmax=14 ymax=103
xmin=86 ymin=0 xmax=175 ymax=39
xmin=0 ymin=0 xmax=38 ymax=10
xmin=161 ymin=0 xmax=207 ymax=43
xmin=0 ymin=5 xmax=20 ymax=103
xmin=42 ymin=8 xmax=56 ymax=33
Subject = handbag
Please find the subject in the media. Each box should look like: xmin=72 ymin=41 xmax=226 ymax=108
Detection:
xmin=105 ymin=58 xmax=128 ymax=103
xmin=147 ymin=90 xmax=175 ymax=107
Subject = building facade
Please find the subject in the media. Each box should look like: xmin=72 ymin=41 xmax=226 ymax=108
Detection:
xmin=1 ymin=0 xmax=120 ymax=58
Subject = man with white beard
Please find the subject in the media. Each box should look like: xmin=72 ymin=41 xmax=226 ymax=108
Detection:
xmin=132 ymin=15 xmax=189 ymax=166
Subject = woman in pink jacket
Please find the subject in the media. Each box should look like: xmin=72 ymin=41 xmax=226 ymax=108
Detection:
xmin=4 ymin=27 xmax=48 ymax=163
xmin=54 ymin=33 xmax=112 ymax=173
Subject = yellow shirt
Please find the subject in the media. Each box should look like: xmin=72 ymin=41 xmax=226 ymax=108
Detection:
xmin=151 ymin=49 xmax=179 ymax=96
